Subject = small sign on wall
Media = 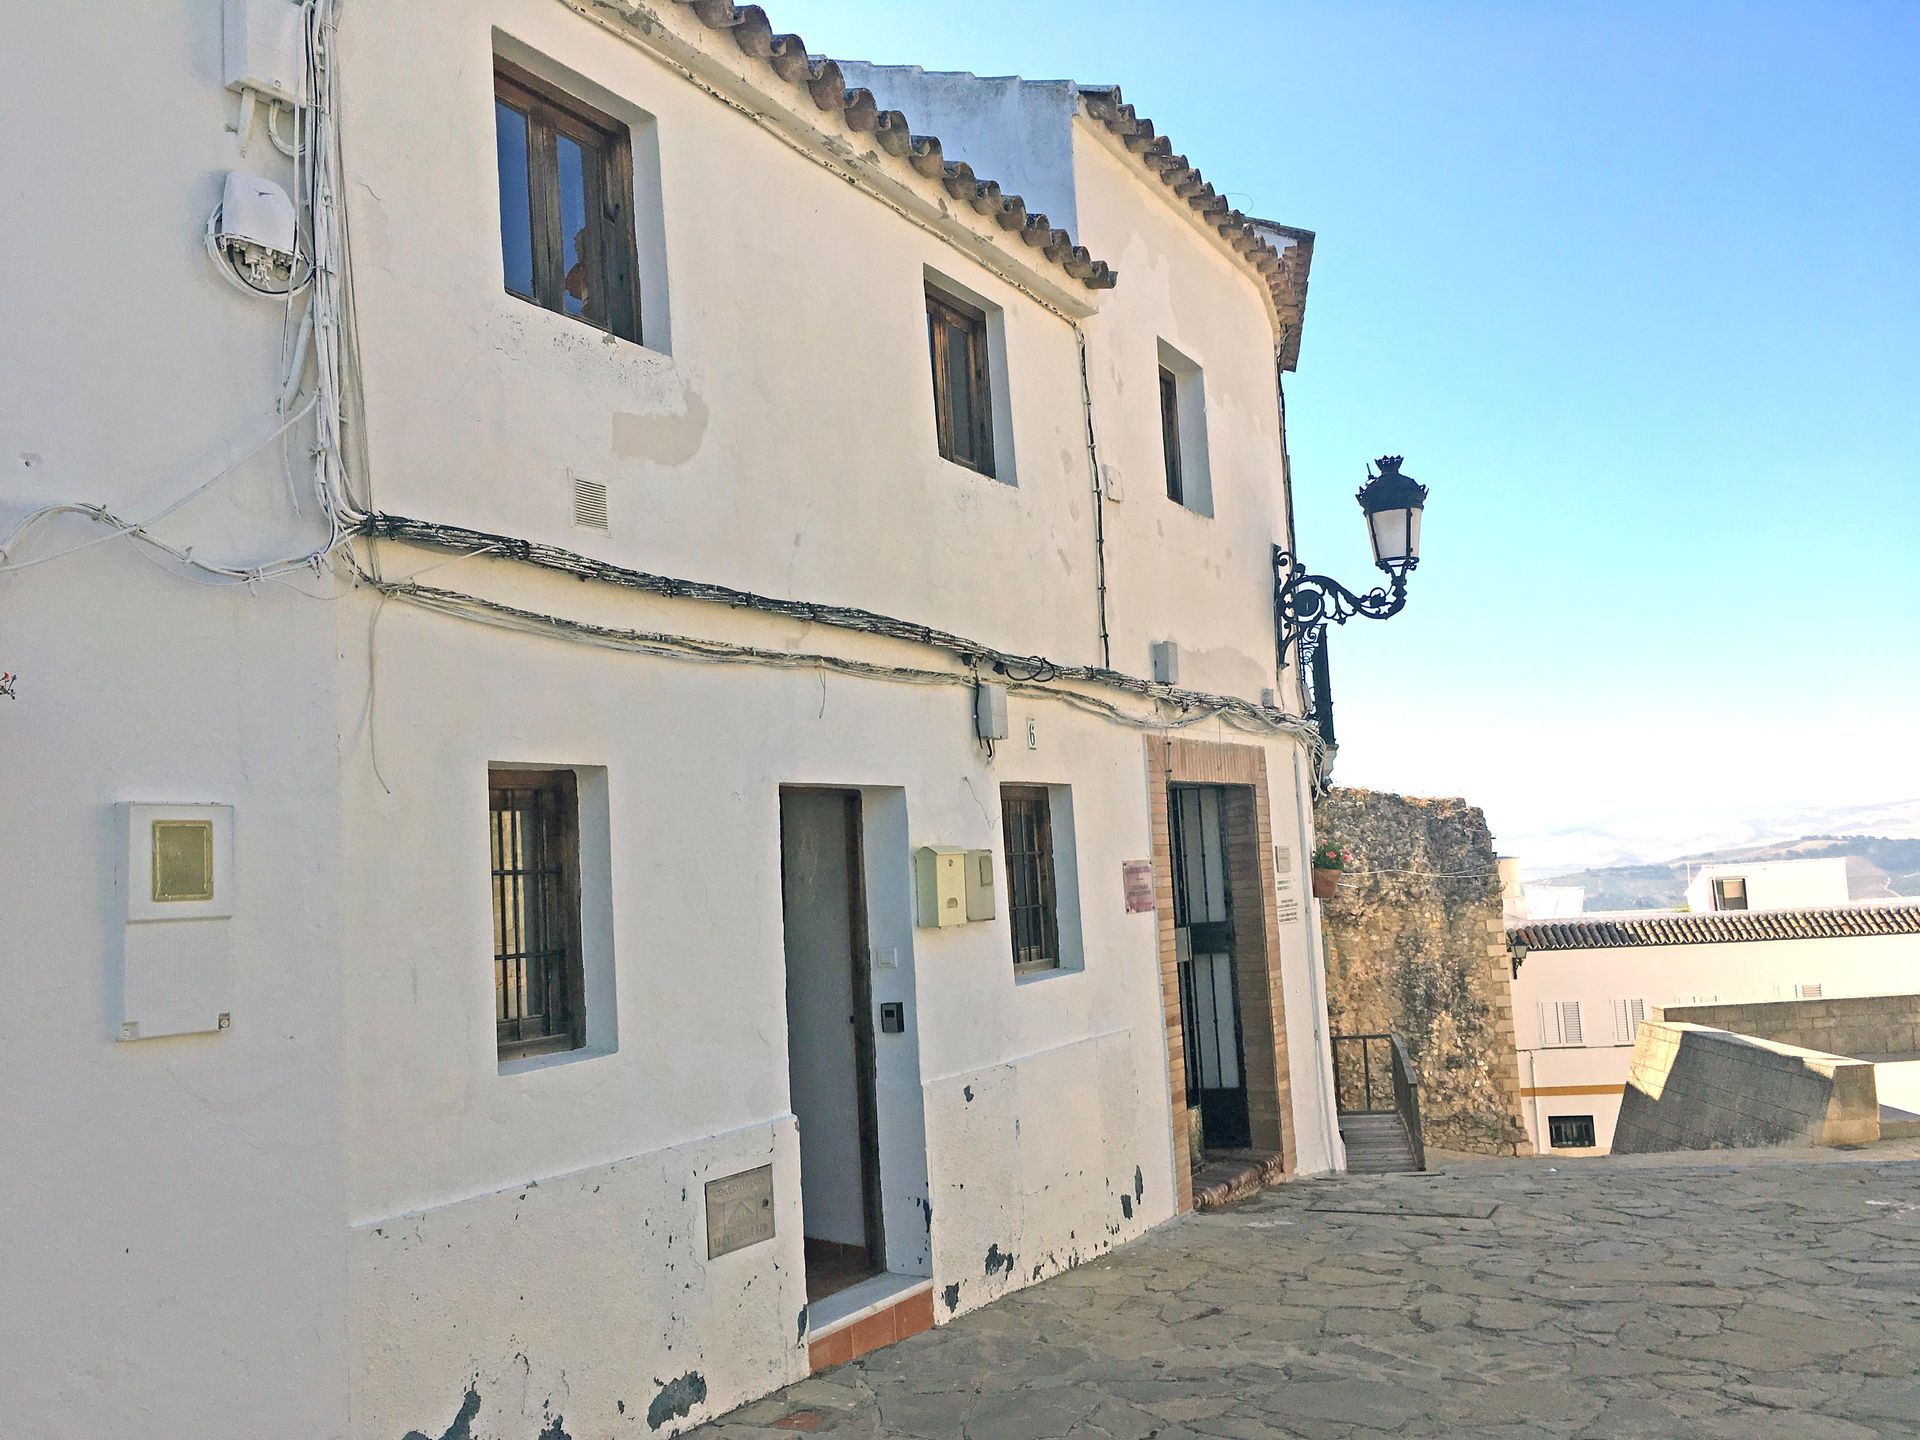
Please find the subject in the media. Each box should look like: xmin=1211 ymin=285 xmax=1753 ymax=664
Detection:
xmin=705 ymin=1165 xmax=775 ymax=1258
xmin=1122 ymin=859 xmax=1156 ymax=913
xmin=1274 ymin=844 xmax=1302 ymax=925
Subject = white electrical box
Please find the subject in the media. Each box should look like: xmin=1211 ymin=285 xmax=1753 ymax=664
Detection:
xmin=1151 ymin=640 xmax=1181 ymax=685
xmin=224 ymin=0 xmax=310 ymax=106
xmin=118 ymin=803 xmax=236 ymax=1040
xmin=915 ymin=846 xmax=968 ymax=928
xmin=965 ymin=849 xmax=997 ymax=921
xmin=974 ymin=683 xmax=1008 ymax=742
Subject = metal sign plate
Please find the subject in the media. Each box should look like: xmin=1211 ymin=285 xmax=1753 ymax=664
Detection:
xmin=705 ymin=1165 xmax=775 ymax=1258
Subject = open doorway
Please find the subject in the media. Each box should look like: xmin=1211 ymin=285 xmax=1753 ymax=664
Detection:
xmin=779 ymin=788 xmax=885 ymax=1304
xmin=1171 ymin=784 xmax=1252 ymax=1152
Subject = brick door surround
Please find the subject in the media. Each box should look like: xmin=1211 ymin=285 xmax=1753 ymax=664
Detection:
xmin=1146 ymin=737 xmax=1299 ymax=1212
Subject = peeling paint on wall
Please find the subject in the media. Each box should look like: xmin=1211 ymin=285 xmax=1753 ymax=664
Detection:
xmin=401 ymin=1384 xmax=481 ymax=1440
xmin=647 ymin=1372 xmax=709 ymax=1431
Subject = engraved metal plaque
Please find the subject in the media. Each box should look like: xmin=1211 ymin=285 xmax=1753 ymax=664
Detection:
xmin=705 ymin=1164 xmax=775 ymax=1258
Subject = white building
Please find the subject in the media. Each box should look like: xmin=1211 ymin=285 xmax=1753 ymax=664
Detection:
xmin=1683 ymin=857 xmax=1851 ymax=913
xmin=1 ymin=2 xmax=1354 ymax=1435
xmin=1509 ymin=904 xmax=1920 ymax=1153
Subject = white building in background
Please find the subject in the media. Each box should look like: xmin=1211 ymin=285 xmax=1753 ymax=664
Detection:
xmin=1683 ymin=857 xmax=1850 ymax=913
xmin=1509 ymin=904 xmax=1920 ymax=1154
xmin=1 ymin=2 xmax=1352 ymax=1435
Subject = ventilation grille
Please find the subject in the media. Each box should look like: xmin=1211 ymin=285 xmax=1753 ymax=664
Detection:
xmin=572 ymin=475 xmax=609 ymax=531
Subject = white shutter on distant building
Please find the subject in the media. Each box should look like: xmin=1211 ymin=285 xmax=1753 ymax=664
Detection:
xmin=1538 ymin=1000 xmax=1585 ymax=1047
xmin=1611 ymin=997 xmax=1647 ymax=1044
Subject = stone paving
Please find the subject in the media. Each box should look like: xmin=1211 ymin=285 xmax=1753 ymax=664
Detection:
xmin=694 ymin=1146 xmax=1920 ymax=1438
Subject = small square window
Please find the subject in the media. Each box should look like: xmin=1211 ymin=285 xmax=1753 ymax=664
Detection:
xmin=490 ymin=768 xmax=587 ymax=1061
xmin=494 ymin=60 xmax=642 ymax=343
xmin=926 ymin=285 xmax=997 ymax=477
xmin=1711 ymin=877 xmax=1748 ymax=911
xmin=1548 ymin=1115 xmax=1596 ymax=1149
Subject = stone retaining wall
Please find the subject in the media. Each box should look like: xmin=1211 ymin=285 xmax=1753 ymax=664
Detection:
xmin=1611 ymin=1021 xmax=1881 ymax=1154
xmin=1658 ymin=993 xmax=1920 ymax=1061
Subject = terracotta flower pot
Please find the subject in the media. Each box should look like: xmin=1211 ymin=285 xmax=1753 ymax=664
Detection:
xmin=1311 ymin=866 xmax=1339 ymax=899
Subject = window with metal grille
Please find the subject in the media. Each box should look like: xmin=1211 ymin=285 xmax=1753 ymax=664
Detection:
xmin=1000 ymin=785 xmax=1060 ymax=973
xmin=490 ymin=768 xmax=586 ymax=1060
xmin=926 ymin=285 xmax=996 ymax=476
xmin=1711 ymin=876 xmax=1748 ymax=911
xmin=1548 ymin=1114 xmax=1596 ymax=1148
xmin=1159 ymin=365 xmax=1184 ymax=504
xmin=494 ymin=60 xmax=642 ymax=343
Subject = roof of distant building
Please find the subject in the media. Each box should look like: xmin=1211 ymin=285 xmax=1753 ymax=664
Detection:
xmin=1510 ymin=904 xmax=1920 ymax=951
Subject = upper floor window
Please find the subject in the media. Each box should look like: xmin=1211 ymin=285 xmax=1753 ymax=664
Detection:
xmin=1156 ymin=339 xmax=1212 ymax=514
xmin=494 ymin=60 xmax=642 ymax=344
xmin=926 ymin=284 xmax=997 ymax=477
xmin=1159 ymin=365 xmax=1186 ymax=504
xmin=1711 ymin=877 xmax=1748 ymax=912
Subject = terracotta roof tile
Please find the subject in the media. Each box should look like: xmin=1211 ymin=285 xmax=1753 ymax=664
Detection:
xmin=1510 ymin=904 xmax=1920 ymax=951
xmin=666 ymin=1 xmax=1118 ymax=290
xmin=1079 ymin=88 xmax=1314 ymax=369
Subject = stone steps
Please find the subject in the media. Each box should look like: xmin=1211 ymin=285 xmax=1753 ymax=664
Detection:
xmin=1339 ymin=1112 xmax=1421 ymax=1174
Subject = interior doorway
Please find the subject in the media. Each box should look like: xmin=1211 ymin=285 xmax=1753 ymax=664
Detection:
xmin=1170 ymin=784 xmax=1251 ymax=1152
xmin=779 ymin=788 xmax=885 ymax=1305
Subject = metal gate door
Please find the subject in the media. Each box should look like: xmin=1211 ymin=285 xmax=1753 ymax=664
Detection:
xmin=1170 ymin=785 xmax=1250 ymax=1150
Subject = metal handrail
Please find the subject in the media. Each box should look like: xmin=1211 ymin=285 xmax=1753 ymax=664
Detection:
xmin=1386 ymin=1031 xmax=1426 ymax=1172
xmin=1331 ymin=1031 xmax=1426 ymax=1171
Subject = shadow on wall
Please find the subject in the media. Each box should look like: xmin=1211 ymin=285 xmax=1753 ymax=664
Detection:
xmin=1611 ymin=1021 xmax=1881 ymax=1154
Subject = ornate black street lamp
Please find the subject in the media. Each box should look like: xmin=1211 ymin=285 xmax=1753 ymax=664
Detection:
xmin=1273 ymin=455 xmax=1429 ymax=745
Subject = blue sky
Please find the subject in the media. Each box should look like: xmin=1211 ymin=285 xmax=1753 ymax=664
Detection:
xmin=793 ymin=1 xmax=1920 ymax=869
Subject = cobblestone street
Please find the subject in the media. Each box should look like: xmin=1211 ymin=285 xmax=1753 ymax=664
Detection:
xmin=697 ymin=1148 xmax=1920 ymax=1438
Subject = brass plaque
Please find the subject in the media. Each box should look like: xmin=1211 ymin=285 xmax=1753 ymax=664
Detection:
xmin=152 ymin=820 xmax=215 ymax=902
xmin=705 ymin=1165 xmax=775 ymax=1258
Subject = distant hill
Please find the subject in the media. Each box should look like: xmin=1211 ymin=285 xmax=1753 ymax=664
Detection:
xmin=1543 ymin=835 xmax=1920 ymax=912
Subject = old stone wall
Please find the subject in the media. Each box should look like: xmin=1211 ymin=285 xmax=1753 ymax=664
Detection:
xmin=1660 ymin=994 xmax=1920 ymax=1061
xmin=1314 ymin=788 xmax=1531 ymax=1155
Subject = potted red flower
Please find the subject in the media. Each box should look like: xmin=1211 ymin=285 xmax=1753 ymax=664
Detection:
xmin=1311 ymin=842 xmax=1351 ymax=899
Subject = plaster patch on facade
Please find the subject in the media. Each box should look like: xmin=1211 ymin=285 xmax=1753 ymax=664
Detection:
xmin=611 ymin=394 xmax=710 ymax=465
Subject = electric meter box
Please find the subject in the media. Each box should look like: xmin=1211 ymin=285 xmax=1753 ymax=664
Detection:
xmin=224 ymin=0 xmax=310 ymax=106
xmin=915 ymin=846 xmax=968 ymax=928
xmin=964 ymin=848 xmax=997 ymax=920
xmin=117 ymin=803 xmax=236 ymax=1040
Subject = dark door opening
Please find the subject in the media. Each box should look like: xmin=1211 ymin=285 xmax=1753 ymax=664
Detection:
xmin=1170 ymin=784 xmax=1251 ymax=1151
xmin=779 ymin=788 xmax=886 ymax=1304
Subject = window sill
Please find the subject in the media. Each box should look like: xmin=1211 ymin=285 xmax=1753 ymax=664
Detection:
xmin=498 ymin=1043 xmax=616 ymax=1078
xmin=501 ymin=291 xmax=670 ymax=362
xmin=937 ymin=454 xmax=1013 ymax=487
xmin=1015 ymin=963 xmax=1084 ymax=988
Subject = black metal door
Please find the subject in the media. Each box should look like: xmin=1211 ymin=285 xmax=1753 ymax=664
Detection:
xmin=1170 ymin=785 xmax=1251 ymax=1149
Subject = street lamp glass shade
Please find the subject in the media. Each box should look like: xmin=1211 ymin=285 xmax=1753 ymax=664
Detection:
xmin=1366 ymin=503 xmax=1421 ymax=571
xmin=1355 ymin=455 xmax=1429 ymax=574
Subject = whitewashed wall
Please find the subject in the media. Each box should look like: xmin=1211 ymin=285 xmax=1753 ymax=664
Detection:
xmin=0 ymin=2 xmax=352 ymax=1436
xmin=0 ymin=0 xmax=1339 ymax=1434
